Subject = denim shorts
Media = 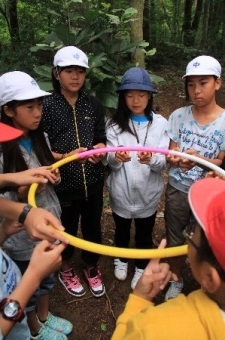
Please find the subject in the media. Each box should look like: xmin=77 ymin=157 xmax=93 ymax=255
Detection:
xmin=14 ymin=259 xmax=55 ymax=312
xmin=164 ymin=183 xmax=192 ymax=247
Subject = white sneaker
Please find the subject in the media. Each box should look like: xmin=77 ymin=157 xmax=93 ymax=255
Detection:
xmin=165 ymin=279 xmax=183 ymax=301
xmin=114 ymin=258 xmax=128 ymax=280
xmin=131 ymin=267 xmax=144 ymax=290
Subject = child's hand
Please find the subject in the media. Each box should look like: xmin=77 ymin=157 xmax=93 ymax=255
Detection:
xmin=17 ymin=185 xmax=29 ymax=200
xmin=88 ymin=143 xmax=106 ymax=164
xmin=8 ymin=167 xmax=57 ymax=186
xmin=1 ymin=218 xmax=24 ymax=238
xmin=27 ymin=240 xmax=66 ymax=282
xmin=206 ymin=170 xmax=225 ymax=179
xmin=178 ymin=149 xmax=197 ymax=171
xmin=167 ymin=146 xmax=181 ymax=166
xmin=67 ymin=147 xmax=88 ymax=164
xmin=51 ymin=168 xmax=61 ymax=184
xmin=137 ymin=151 xmax=152 ymax=164
xmin=115 ymin=151 xmax=131 ymax=163
xmin=133 ymin=239 xmax=177 ymax=301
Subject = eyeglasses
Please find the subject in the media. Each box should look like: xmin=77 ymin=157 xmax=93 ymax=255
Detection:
xmin=184 ymin=223 xmax=204 ymax=255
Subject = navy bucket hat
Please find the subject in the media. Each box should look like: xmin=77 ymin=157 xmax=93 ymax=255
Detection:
xmin=117 ymin=67 xmax=157 ymax=93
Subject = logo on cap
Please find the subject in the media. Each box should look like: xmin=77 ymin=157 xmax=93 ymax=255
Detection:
xmin=31 ymin=80 xmax=38 ymax=87
xmin=193 ymin=62 xmax=200 ymax=68
xmin=73 ymin=53 xmax=80 ymax=60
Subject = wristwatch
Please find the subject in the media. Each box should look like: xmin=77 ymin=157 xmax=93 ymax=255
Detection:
xmin=18 ymin=204 xmax=32 ymax=224
xmin=0 ymin=298 xmax=24 ymax=322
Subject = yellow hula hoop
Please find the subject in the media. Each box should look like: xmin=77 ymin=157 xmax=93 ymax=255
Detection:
xmin=28 ymin=146 xmax=212 ymax=259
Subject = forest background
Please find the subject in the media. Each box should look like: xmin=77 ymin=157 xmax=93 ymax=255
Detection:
xmin=1 ymin=0 xmax=225 ymax=110
xmin=1 ymin=1 xmax=225 ymax=339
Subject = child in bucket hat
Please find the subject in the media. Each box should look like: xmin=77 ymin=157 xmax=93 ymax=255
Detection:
xmin=117 ymin=67 xmax=157 ymax=93
xmin=112 ymin=177 xmax=225 ymax=339
xmin=0 ymin=71 xmax=73 ymax=338
xmin=42 ymin=46 xmax=106 ymax=298
xmin=106 ymin=67 xmax=169 ymax=289
xmin=164 ymin=55 xmax=225 ymax=301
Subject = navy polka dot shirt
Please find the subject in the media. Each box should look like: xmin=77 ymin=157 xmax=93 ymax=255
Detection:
xmin=42 ymin=91 xmax=106 ymax=199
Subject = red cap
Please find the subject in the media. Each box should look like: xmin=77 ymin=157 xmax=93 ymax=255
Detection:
xmin=0 ymin=122 xmax=23 ymax=142
xmin=188 ymin=177 xmax=225 ymax=270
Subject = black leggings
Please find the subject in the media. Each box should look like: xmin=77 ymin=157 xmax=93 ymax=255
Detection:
xmin=59 ymin=187 xmax=103 ymax=266
xmin=113 ymin=212 xmax=156 ymax=269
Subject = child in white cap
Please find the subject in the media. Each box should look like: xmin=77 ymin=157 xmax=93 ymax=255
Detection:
xmin=42 ymin=46 xmax=106 ymax=298
xmin=164 ymin=55 xmax=225 ymax=300
xmin=106 ymin=67 xmax=169 ymax=289
xmin=0 ymin=71 xmax=73 ymax=339
xmin=113 ymin=177 xmax=225 ymax=339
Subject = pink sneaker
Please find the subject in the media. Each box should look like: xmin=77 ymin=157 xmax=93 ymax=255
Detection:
xmin=84 ymin=266 xmax=105 ymax=297
xmin=58 ymin=268 xmax=86 ymax=297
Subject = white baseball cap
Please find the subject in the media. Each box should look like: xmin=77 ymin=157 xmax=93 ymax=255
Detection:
xmin=53 ymin=46 xmax=89 ymax=69
xmin=0 ymin=71 xmax=51 ymax=107
xmin=183 ymin=55 xmax=221 ymax=78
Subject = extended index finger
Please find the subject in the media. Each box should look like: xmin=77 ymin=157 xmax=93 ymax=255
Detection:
xmin=144 ymin=239 xmax=167 ymax=274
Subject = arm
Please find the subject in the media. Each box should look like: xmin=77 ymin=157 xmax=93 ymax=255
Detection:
xmin=146 ymin=119 xmax=170 ymax=172
xmin=91 ymin=96 xmax=107 ymax=145
xmin=106 ymin=124 xmax=131 ymax=171
xmin=0 ymin=239 xmax=66 ymax=337
xmin=0 ymin=198 xmax=69 ymax=244
xmin=0 ymin=167 xmax=59 ymax=188
xmin=178 ymin=149 xmax=225 ymax=172
xmin=167 ymin=141 xmax=225 ymax=171
xmin=166 ymin=140 xmax=181 ymax=167
xmin=113 ymin=240 xmax=176 ymax=339
xmin=87 ymin=96 xmax=107 ymax=164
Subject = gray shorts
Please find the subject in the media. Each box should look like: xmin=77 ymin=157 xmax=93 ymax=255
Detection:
xmin=164 ymin=183 xmax=192 ymax=247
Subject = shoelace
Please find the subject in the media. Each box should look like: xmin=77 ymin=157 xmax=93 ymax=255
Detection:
xmin=88 ymin=274 xmax=102 ymax=287
xmin=62 ymin=273 xmax=81 ymax=288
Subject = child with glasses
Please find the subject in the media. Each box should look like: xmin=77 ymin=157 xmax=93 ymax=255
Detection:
xmin=113 ymin=177 xmax=225 ymax=339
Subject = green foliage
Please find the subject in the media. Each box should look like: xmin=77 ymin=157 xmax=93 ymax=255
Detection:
xmin=100 ymin=322 xmax=107 ymax=332
xmin=30 ymin=1 xmax=158 ymax=110
xmin=148 ymin=42 xmax=205 ymax=68
xmin=0 ymin=47 xmax=38 ymax=75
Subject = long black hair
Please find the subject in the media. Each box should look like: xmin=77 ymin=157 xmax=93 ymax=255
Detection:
xmin=1 ymin=99 xmax=55 ymax=173
xmin=107 ymin=91 xmax=154 ymax=135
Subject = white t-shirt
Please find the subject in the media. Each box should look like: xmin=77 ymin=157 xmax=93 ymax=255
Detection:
xmin=167 ymin=106 xmax=225 ymax=193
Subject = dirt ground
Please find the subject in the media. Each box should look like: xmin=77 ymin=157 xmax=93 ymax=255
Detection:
xmin=50 ymin=68 xmax=225 ymax=340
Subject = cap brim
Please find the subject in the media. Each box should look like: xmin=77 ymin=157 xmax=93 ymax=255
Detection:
xmin=13 ymin=89 xmax=51 ymax=102
xmin=54 ymin=61 xmax=89 ymax=69
xmin=182 ymin=72 xmax=220 ymax=79
xmin=188 ymin=178 xmax=225 ymax=231
xmin=117 ymin=84 xmax=157 ymax=93
xmin=0 ymin=122 xmax=23 ymax=142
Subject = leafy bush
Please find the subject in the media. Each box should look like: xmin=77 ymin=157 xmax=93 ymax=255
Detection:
xmin=31 ymin=2 xmax=162 ymax=110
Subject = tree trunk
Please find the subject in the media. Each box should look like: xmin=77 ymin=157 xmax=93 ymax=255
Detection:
xmin=182 ymin=0 xmax=193 ymax=46
xmin=143 ymin=0 xmax=149 ymax=43
xmin=200 ymin=0 xmax=210 ymax=49
xmin=149 ymin=0 xmax=157 ymax=47
xmin=130 ymin=0 xmax=145 ymax=67
xmin=7 ymin=0 xmax=20 ymax=45
xmin=207 ymin=0 xmax=224 ymax=50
